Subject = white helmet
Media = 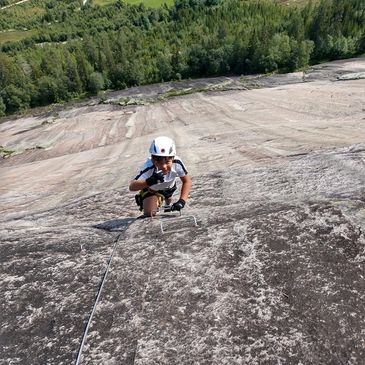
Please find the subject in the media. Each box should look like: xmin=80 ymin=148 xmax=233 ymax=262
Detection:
xmin=149 ymin=136 xmax=176 ymax=157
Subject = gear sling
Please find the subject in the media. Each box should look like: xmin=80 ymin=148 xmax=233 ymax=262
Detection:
xmin=135 ymin=184 xmax=177 ymax=211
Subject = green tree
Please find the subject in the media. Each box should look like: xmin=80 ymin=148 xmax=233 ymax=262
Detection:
xmin=74 ymin=48 xmax=94 ymax=89
xmin=267 ymin=33 xmax=291 ymax=69
xmin=83 ymin=35 xmax=98 ymax=69
xmin=1 ymin=85 xmax=30 ymax=114
xmin=123 ymin=60 xmax=144 ymax=87
xmin=231 ymin=35 xmax=250 ymax=74
xmin=359 ymin=30 xmax=365 ymax=53
xmin=36 ymin=76 xmax=60 ymax=105
xmin=0 ymin=53 xmax=18 ymax=89
xmin=64 ymin=50 xmax=82 ymax=94
xmin=109 ymin=63 xmax=127 ymax=89
xmin=187 ymin=45 xmax=208 ymax=76
xmin=246 ymin=30 xmax=262 ymax=73
xmin=171 ymin=45 xmax=187 ymax=77
xmin=88 ymin=72 xmax=104 ymax=94
xmin=156 ymin=53 xmax=173 ymax=82
xmin=288 ymin=39 xmax=314 ymax=71
xmin=0 ymin=0 xmax=364 ymax=115
xmin=0 ymin=96 xmax=6 ymax=117
xmin=206 ymin=46 xmax=232 ymax=75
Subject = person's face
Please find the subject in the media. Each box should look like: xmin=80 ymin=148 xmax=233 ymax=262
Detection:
xmin=152 ymin=156 xmax=174 ymax=174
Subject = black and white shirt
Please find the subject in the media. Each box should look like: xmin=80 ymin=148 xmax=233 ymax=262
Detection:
xmin=134 ymin=156 xmax=188 ymax=191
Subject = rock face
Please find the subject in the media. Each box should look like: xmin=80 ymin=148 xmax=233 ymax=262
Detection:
xmin=1 ymin=58 xmax=365 ymax=364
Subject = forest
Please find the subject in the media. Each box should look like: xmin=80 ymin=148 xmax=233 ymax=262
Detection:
xmin=0 ymin=0 xmax=364 ymax=116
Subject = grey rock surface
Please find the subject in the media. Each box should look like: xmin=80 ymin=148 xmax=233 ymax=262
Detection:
xmin=1 ymin=57 xmax=365 ymax=364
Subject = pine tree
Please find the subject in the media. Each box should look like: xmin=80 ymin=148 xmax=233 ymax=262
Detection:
xmin=64 ymin=49 xmax=82 ymax=94
xmin=0 ymin=96 xmax=6 ymax=117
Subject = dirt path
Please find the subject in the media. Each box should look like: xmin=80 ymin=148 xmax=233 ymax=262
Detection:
xmin=0 ymin=0 xmax=30 ymax=11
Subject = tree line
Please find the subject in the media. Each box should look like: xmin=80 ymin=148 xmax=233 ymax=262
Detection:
xmin=0 ymin=0 xmax=365 ymax=116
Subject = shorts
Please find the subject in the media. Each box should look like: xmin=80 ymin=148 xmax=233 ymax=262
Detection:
xmin=135 ymin=184 xmax=177 ymax=211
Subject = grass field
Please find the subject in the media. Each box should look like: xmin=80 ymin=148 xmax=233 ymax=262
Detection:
xmin=94 ymin=0 xmax=174 ymax=7
xmin=92 ymin=0 xmax=117 ymax=5
xmin=125 ymin=0 xmax=174 ymax=6
xmin=0 ymin=29 xmax=36 ymax=43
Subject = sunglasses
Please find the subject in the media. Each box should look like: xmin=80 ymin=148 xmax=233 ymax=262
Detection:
xmin=152 ymin=155 xmax=174 ymax=162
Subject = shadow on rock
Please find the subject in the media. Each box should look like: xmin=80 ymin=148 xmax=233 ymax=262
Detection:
xmin=93 ymin=217 xmax=136 ymax=232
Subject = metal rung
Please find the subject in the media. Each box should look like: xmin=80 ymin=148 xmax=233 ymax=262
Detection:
xmin=160 ymin=214 xmax=198 ymax=234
